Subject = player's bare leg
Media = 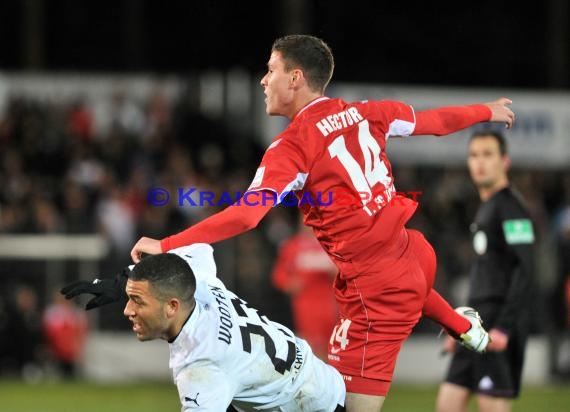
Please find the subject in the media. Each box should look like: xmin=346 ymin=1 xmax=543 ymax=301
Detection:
xmin=477 ymin=394 xmax=512 ymax=412
xmin=436 ymin=382 xmax=470 ymax=412
xmin=345 ymin=392 xmax=385 ymax=412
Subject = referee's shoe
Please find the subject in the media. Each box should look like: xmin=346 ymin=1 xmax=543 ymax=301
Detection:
xmin=455 ymin=306 xmax=490 ymax=353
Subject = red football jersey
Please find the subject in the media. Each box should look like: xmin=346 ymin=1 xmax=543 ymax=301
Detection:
xmin=160 ymin=96 xmax=488 ymax=267
xmin=248 ymin=97 xmax=419 ymax=277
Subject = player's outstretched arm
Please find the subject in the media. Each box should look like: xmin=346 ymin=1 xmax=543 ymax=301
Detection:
xmin=60 ymin=268 xmax=130 ymax=310
xmin=412 ymin=97 xmax=514 ymax=136
xmin=159 ymin=195 xmax=274 ymax=255
xmin=131 ymin=192 xmax=274 ymax=263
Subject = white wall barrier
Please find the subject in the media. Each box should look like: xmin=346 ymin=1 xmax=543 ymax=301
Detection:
xmin=80 ymin=333 xmax=550 ymax=385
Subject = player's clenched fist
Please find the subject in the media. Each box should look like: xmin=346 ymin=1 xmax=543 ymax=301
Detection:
xmin=485 ymin=97 xmax=515 ymax=129
xmin=130 ymin=236 xmax=162 ymax=263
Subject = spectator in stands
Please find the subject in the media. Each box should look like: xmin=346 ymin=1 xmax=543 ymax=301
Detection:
xmin=66 ymin=97 xmax=94 ymax=144
xmin=3 ymin=285 xmax=44 ymax=380
xmin=43 ymin=290 xmax=89 ymax=379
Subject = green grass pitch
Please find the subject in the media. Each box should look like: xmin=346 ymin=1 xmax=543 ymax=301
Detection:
xmin=0 ymin=380 xmax=568 ymax=411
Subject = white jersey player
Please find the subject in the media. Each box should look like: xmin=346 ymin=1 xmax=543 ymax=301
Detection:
xmin=63 ymin=243 xmax=345 ymax=412
xmin=163 ymin=244 xmax=345 ymax=411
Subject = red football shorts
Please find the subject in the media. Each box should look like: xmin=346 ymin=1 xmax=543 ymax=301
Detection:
xmin=327 ymin=229 xmax=437 ymax=395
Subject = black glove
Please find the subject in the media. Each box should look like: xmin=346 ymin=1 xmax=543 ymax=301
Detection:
xmin=60 ymin=267 xmax=130 ymax=310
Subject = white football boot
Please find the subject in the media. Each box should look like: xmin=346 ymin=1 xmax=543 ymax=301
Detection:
xmin=455 ymin=306 xmax=490 ymax=353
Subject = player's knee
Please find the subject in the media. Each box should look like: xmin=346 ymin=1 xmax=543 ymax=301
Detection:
xmin=435 ymin=392 xmax=468 ymax=412
xmin=436 ymin=399 xmax=461 ymax=412
xmin=345 ymin=392 xmax=385 ymax=412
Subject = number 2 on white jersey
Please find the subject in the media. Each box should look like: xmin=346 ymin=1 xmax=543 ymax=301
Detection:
xmin=231 ymin=297 xmax=295 ymax=374
xmin=328 ymin=120 xmax=391 ymax=204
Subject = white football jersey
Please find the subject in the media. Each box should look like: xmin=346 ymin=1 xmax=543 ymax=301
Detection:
xmin=167 ymin=244 xmax=345 ymax=412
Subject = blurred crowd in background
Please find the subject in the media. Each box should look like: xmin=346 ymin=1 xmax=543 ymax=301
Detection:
xmin=0 ymin=88 xmax=569 ymax=381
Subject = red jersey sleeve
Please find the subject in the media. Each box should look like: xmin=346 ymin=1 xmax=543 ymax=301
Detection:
xmin=366 ymin=100 xmax=417 ymax=138
xmin=366 ymin=100 xmax=491 ymax=138
xmin=160 ymin=201 xmax=273 ymax=251
xmin=413 ymin=104 xmax=491 ymax=136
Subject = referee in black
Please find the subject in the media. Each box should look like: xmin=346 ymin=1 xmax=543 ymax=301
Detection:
xmin=436 ymin=130 xmax=536 ymax=412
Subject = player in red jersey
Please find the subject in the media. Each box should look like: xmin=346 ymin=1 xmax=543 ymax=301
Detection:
xmin=130 ymin=35 xmax=514 ymax=411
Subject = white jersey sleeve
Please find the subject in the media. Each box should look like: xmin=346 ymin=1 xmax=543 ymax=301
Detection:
xmin=168 ymin=244 xmax=217 ymax=283
xmin=176 ymin=363 xmax=236 ymax=411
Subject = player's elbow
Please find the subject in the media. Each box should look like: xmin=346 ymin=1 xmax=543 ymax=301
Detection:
xmin=240 ymin=212 xmax=264 ymax=231
xmin=234 ymin=203 xmax=270 ymax=231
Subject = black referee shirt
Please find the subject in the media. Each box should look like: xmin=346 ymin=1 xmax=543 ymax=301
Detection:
xmin=468 ymin=186 xmax=536 ymax=335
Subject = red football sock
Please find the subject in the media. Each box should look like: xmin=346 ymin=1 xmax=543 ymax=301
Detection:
xmin=422 ymin=290 xmax=470 ymax=338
